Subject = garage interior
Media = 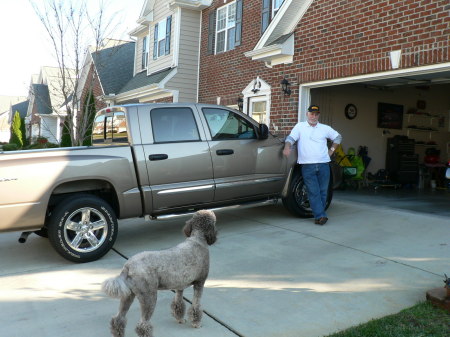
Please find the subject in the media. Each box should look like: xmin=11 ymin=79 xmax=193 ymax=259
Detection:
xmin=309 ymin=70 xmax=450 ymax=199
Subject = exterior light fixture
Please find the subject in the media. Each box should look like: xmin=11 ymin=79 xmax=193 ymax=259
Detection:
xmin=237 ymin=97 xmax=244 ymax=112
xmin=251 ymin=78 xmax=261 ymax=93
xmin=281 ymin=78 xmax=291 ymax=96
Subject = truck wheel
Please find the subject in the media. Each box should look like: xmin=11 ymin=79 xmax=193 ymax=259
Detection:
xmin=282 ymin=172 xmax=333 ymax=218
xmin=47 ymin=194 xmax=118 ymax=263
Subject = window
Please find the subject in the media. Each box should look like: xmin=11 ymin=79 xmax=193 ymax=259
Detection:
xmin=92 ymin=112 xmax=128 ymax=145
xmin=208 ymin=1 xmax=242 ymax=55
xmin=216 ymin=1 xmax=236 ymax=53
xmin=151 ymin=107 xmax=200 ymax=143
xmin=153 ymin=16 xmax=172 ymax=59
xmin=202 ymin=108 xmax=256 ymax=140
xmin=272 ymin=0 xmax=284 ymax=17
xmin=142 ymin=36 xmax=148 ymax=69
xmin=261 ymin=0 xmax=285 ymax=33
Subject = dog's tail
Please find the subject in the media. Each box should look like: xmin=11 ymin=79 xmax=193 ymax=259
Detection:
xmin=102 ymin=271 xmax=131 ymax=298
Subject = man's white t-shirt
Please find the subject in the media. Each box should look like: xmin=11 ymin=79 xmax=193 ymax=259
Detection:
xmin=286 ymin=122 xmax=341 ymax=164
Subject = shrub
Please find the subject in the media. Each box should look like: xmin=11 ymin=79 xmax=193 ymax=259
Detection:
xmin=9 ymin=111 xmax=23 ymax=148
xmin=2 ymin=143 xmax=20 ymax=151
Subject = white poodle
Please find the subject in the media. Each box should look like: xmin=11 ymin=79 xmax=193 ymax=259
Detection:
xmin=102 ymin=210 xmax=217 ymax=337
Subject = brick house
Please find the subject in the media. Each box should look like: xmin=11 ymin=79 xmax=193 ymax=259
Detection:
xmin=198 ymin=0 xmax=450 ymax=173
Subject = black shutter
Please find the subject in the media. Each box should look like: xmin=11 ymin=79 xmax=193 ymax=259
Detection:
xmin=261 ymin=0 xmax=270 ymax=34
xmin=207 ymin=10 xmax=216 ymax=55
xmin=153 ymin=23 xmax=158 ymax=59
xmin=165 ymin=15 xmax=172 ymax=55
xmin=235 ymin=0 xmax=243 ymax=46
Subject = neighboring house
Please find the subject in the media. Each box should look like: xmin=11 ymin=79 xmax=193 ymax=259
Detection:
xmin=198 ymin=0 xmax=450 ymax=172
xmin=108 ymin=0 xmax=210 ymax=104
xmin=0 ymin=95 xmax=27 ymax=142
xmin=77 ymin=39 xmax=135 ymax=112
xmin=25 ymin=67 xmax=76 ymax=144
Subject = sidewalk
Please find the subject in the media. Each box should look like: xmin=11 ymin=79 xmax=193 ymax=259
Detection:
xmin=0 ymin=199 xmax=448 ymax=337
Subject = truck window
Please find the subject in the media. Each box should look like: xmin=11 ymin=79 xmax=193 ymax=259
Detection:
xmin=150 ymin=107 xmax=200 ymax=143
xmin=202 ymin=108 xmax=256 ymax=140
xmin=92 ymin=112 xmax=128 ymax=145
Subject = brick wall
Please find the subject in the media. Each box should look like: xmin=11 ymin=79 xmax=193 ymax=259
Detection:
xmin=199 ymin=0 xmax=450 ymax=134
xmin=80 ymin=64 xmax=107 ymax=113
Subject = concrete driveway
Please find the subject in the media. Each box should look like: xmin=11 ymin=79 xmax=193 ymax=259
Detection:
xmin=0 ymin=199 xmax=448 ymax=337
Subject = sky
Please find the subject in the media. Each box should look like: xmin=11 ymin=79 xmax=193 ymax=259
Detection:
xmin=0 ymin=0 xmax=144 ymax=97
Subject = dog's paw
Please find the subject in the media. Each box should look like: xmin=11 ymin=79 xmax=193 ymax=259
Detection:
xmin=191 ymin=322 xmax=202 ymax=329
xmin=176 ymin=318 xmax=186 ymax=324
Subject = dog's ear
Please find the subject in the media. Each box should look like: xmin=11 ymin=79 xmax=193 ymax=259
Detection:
xmin=183 ymin=219 xmax=193 ymax=237
xmin=205 ymin=226 xmax=218 ymax=246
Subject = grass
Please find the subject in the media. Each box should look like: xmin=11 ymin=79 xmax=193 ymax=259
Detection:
xmin=327 ymin=301 xmax=450 ymax=337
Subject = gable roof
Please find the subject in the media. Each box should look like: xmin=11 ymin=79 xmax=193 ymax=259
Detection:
xmin=32 ymin=84 xmax=52 ymax=115
xmin=11 ymin=100 xmax=29 ymax=119
xmin=118 ymin=68 xmax=174 ymax=94
xmin=92 ymin=41 xmax=136 ymax=95
xmin=245 ymin=0 xmax=314 ymax=67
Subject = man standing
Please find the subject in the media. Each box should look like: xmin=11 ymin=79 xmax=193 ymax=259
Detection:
xmin=283 ymin=105 xmax=342 ymax=225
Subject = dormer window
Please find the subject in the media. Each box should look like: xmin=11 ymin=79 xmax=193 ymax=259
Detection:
xmin=153 ymin=16 xmax=172 ymax=59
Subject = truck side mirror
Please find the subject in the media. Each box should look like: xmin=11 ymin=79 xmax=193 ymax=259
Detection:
xmin=259 ymin=124 xmax=269 ymax=140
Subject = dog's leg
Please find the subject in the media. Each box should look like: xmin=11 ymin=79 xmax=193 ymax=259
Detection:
xmin=110 ymin=293 xmax=135 ymax=337
xmin=188 ymin=281 xmax=204 ymax=328
xmin=171 ymin=290 xmax=186 ymax=324
xmin=135 ymin=290 xmax=157 ymax=337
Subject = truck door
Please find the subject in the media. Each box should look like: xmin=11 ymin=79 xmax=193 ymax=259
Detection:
xmin=142 ymin=107 xmax=214 ymax=211
xmin=200 ymin=107 xmax=286 ymax=201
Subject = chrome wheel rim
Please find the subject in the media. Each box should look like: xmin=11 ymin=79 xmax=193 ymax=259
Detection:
xmin=63 ymin=207 xmax=108 ymax=253
xmin=294 ymin=181 xmax=311 ymax=210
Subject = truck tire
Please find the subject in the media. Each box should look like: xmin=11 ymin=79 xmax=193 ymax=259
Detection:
xmin=282 ymin=171 xmax=333 ymax=218
xmin=47 ymin=194 xmax=118 ymax=263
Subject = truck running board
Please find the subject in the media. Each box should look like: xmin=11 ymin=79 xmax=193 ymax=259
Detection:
xmin=149 ymin=198 xmax=279 ymax=220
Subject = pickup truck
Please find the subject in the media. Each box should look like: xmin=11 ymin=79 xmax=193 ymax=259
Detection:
xmin=0 ymin=103 xmax=336 ymax=262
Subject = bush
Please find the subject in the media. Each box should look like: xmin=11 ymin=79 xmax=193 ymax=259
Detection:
xmin=23 ymin=142 xmax=59 ymax=150
xmin=2 ymin=143 xmax=20 ymax=151
xmin=9 ymin=111 xmax=23 ymax=148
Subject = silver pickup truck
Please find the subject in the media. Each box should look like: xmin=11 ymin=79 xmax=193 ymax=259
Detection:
xmin=0 ymin=103 xmax=336 ymax=262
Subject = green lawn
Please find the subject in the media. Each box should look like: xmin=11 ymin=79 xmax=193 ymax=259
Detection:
xmin=327 ymin=301 xmax=450 ymax=337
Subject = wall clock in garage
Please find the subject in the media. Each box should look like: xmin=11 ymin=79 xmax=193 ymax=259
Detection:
xmin=345 ymin=104 xmax=357 ymax=120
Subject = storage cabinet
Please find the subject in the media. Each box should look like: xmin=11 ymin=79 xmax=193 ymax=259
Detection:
xmin=386 ymin=136 xmax=419 ymax=184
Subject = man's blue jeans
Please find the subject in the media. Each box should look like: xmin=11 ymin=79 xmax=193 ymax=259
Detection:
xmin=301 ymin=163 xmax=330 ymax=219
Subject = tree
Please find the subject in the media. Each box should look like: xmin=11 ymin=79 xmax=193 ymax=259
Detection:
xmin=60 ymin=119 xmax=72 ymax=147
xmin=20 ymin=117 xmax=28 ymax=147
xmin=82 ymin=90 xmax=97 ymax=146
xmin=9 ymin=111 xmax=23 ymax=148
xmin=30 ymin=0 xmax=121 ymax=146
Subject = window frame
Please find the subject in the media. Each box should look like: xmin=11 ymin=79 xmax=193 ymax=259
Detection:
xmin=142 ymin=36 xmax=148 ymax=69
xmin=272 ymin=0 xmax=284 ymax=18
xmin=150 ymin=107 xmax=200 ymax=144
xmin=202 ymin=107 xmax=257 ymax=141
xmin=215 ymin=1 xmax=237 ymax=54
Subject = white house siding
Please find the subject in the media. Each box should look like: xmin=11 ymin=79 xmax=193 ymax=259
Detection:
xmin=39 ymin=115 xmax=59 ymax=144
xmin=148 ymin=0 xmax=175 ymax=74
xmin=166 ymin=8 xmax=201 ymax=102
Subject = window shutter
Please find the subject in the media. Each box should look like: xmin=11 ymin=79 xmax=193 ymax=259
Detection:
xmin=207 ymin=11 xmax=216 ymax=55
xmin=235 ymin=0 xmax=243 ymax=46
xmin=165 ymin=15 xmax=172 ymax=55
xmin=261 ymin=0 xmax=270 ymax=34
xmin=153 ymin=23 xmax=158 ymax=60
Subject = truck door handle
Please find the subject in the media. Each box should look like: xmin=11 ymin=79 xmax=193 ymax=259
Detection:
xmin=148 ymin=154 xmax=168 ymax=161
xmin=216 ymin=149 xmax=234 ymax=156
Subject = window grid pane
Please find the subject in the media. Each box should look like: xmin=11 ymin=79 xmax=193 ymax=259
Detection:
xmin=215 ymin=1 xmax=236 ymax=53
